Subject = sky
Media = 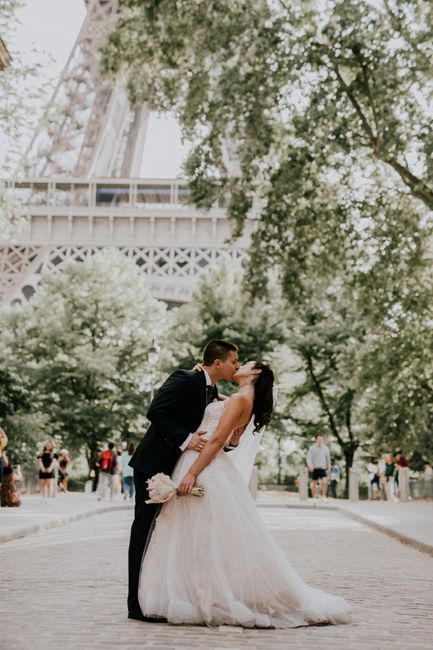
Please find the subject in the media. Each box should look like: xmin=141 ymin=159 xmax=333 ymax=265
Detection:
xmin=10 ymin=0 xmax=190 ymax=178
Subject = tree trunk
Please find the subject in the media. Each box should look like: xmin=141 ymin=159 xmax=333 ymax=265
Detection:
xmin=342 ymin=445 xmax=356 ymax=497
xmin=277 ymin=435 xmax=283 ymax=485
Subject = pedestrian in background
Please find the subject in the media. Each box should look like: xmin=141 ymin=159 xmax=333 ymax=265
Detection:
xmin=90 ymin=449 xmax=101 ymax=492
xmin=0 ymin=451 xmax=21 ymax=507
xmin=367 ymin=458 xmax=381 ymax=500
xmin=97 ymin=442 xmax=117 ymax=500
xmin=307 ymin=435 xmax=331 ymax=499
xmin=383 ymin=453 xmax=395 ymax=501
xmin=121 ymin=442 xmax=135 ymax=501
xmin=58 ymin=449 xmax=70 ymax=492
xmin=112 ymin=445 xmax=123 ymax=499
xmin=330 ymin=460 xmax=340 ymax=498
xmin=0 ymin=426 xmax=8 ymax=485
xmin=38 ymin=441 xmax=55 ymax=500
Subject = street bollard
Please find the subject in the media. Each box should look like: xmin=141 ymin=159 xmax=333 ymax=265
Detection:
xmin=249 ymin=466 xmax=259 ymax=500
xmin=349 ymin=468 xmax=359 ymax=502
xmin=399 ymin=467 xmax=409 ymax=502
xmin=299 ymin=468 xmax=309 ymax=501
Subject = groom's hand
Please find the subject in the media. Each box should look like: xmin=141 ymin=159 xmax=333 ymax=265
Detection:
xmin=187 ymin=431 xmax=207 ymax=451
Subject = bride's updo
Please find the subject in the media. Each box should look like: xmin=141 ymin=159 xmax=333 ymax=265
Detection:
xmin=252 ymin=361 xmax=274 ymax=432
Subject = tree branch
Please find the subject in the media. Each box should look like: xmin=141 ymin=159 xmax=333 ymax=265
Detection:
xmin=333 ymin=62 xmax=433 ymax=209
xmin=304 ymin=350 xmax=345 ymax=447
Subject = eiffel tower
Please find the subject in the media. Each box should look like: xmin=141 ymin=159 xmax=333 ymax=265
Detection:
xmin=0 ymin=0 xmax=250 ymax=305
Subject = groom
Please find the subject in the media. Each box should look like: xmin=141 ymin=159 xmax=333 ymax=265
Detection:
xmin=127 ymin=339 xmax=239 ymax=621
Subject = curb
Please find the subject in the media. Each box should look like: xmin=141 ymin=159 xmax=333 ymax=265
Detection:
xmin=3 ymin=500 xmax=432 ymax=557
xmin=0 ymin=503 xmax=133 ymax=545
xmin=339 ymin=508 xmax=433 ymax=558
xmin=257 ymin=501 xmax=433 ymax=557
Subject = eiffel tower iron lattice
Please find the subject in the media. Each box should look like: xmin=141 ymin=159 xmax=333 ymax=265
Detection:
xmin=1 ymin=0 xmax=253 ymax=305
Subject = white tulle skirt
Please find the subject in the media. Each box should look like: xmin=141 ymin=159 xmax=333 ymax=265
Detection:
xmin=138 ymin=448 xmax=352 ymax=628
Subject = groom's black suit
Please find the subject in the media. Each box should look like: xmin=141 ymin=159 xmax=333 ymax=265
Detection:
xmin=127 ymin=369 xmax=216 ymax=617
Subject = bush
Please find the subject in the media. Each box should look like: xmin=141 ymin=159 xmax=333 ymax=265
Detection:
xmin=66 ymin=475 xmax=87 ymax=492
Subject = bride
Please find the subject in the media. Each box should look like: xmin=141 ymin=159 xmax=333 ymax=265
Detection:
xmin=138 ymin=361 xmax=351 ymax=628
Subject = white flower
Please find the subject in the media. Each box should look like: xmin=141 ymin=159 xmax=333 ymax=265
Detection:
xmin=145 ymin=472 xmax=205 ymax=504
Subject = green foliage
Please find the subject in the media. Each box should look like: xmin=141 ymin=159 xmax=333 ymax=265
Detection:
xmin=101 ymin=0 xmax=433 ymax=471
xmin=0 ymin=0 xmax=52 ymax=236
xmin=170 ymin=255 xmax=287 ymax=369
xmin=0 ymin=251 xmax=172 ymax=464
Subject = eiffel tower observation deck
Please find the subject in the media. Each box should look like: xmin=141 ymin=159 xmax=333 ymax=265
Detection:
xmin=0 ymin=0 xmax=251 ymax=305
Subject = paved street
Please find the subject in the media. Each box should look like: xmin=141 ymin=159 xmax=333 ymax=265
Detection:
xmin=1 ymin=507 xmax=432 ymax=650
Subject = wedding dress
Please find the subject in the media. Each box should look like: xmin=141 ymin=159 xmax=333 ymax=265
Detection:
xmin=138 ymin=401 xmax=351 ymax=628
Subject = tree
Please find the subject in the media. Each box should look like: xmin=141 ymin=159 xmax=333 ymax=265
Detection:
xmin=102 ymin=1 xmax=433 ymax=473
xmin=1 ymin=251 xmax=172 ymax=467
xmin=169 ymin=255 xmax=287 ymax=369
xmin=0 ymin=0 xmax=51 ymax=238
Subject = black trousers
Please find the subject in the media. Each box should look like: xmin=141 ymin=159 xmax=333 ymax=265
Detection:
xmin=127 ymin=469 xmax=159 ymax=615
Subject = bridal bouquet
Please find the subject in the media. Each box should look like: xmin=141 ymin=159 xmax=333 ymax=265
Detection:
xmin=145 ymin=472 xmax=205 ymax=504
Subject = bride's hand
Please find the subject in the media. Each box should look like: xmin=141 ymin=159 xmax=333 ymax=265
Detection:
xmin=192 ymin=362 xmax=205 ymax=372
xmin=178 ymin=471 xmax=196 ymax=496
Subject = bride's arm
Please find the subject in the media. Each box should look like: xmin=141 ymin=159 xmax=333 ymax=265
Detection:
xmin=177 ymin=394 xmax=251 ymax=495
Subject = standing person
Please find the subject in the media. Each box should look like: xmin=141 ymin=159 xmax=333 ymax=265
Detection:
xmin=367 ymin=458 xmax=381 ymax=500
xmin=127 ymin=339 xmax=239 ymax=622
xmin=0 ymin=452 xmax=21 ymax=507
xmin=121 ymin=442 xmax=135 ymax=501
xmin=52 ymin=452 xmax=59 ymax=498
xmin=137 ymin=360 xmax=351 ymax=628
xmin=307 ymin=435 xmax=331 ymax=499
xmin=112 ymin=446 xmax=123 ymax=499
xmin=423 ymin=461 xmax=433 ymax=480
xmin=37 ymin=441 xmax=55 ymax=500
xmin=58 ymin=450 xmax=70 ymax=492
xmin=330 ymin=460 xmax=340 ymax=498
xmin=0 ymin=426 xmax=8 ymax=486
xmin=383 ymin=453 xmax=395 ymax=501
xmin=90 ymin=449 xmax=101 ymax=492
xmin=97 ymin=443 xmax=117 ymax=500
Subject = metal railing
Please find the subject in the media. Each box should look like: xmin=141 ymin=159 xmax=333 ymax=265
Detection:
xmin=3 ymin=178 xmax=191 ymax=210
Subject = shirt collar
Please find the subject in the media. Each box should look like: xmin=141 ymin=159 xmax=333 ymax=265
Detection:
xmin=203 ymin=369 xmax=213 ymax=386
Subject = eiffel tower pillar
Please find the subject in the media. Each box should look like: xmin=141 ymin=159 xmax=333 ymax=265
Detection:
xmin=1 ymin=1 xmax=252 ymax=305
xmin=23 ymin=0 xmax=148 ymax=179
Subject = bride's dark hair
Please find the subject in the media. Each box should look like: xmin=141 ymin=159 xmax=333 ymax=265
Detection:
xmin=252 ymin=361 xmax=274 ymax=432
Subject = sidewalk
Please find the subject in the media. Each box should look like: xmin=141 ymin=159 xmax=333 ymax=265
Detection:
xmin=0 ymin=493 xmax=131 ymax=543
xmin=1 ymin=491 xmax=432 ymax=556
xmin=257 ymin=491 xmax=433 ymax=556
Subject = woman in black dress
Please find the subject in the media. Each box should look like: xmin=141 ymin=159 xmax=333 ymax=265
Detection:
xmin=38 ymin=441 xmax=55 ymax=499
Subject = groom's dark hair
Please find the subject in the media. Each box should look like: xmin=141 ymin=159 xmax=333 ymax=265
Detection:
xmin=203 ymin=340 xmax=238 ymax=365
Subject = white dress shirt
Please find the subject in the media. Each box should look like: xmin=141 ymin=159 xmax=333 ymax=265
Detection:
xmin=179 ymin=369 xmax=213 ymax=451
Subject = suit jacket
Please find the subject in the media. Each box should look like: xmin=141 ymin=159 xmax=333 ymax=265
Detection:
xmin=129 ymin=369 xmax=215 ymax=477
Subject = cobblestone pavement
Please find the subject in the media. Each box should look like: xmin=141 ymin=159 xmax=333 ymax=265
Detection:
xmin=2 ymin=507 xmax=432 ymax=650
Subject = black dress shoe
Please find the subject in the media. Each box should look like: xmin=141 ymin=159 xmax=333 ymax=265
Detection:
xmin=128 ymin=611 xmax=166 ymax=623
xmin=128 ymin=611 xmax=146 ymax=621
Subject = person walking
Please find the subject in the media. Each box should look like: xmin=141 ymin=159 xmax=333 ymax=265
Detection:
xmin=121 ymin=442 xmax=135 ymax=501
xmin=97 ymin=443 xmax=117 ymax=500
xmin=307 ymin=435 xmax=331 ymax=499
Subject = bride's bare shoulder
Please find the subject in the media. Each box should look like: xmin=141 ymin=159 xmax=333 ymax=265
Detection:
xmin=227 ymin=392 xmax=253 ymax=412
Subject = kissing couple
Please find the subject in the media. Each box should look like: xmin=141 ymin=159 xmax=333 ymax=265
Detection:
xmin=127 ymin=340 xmax=351 ymax=628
